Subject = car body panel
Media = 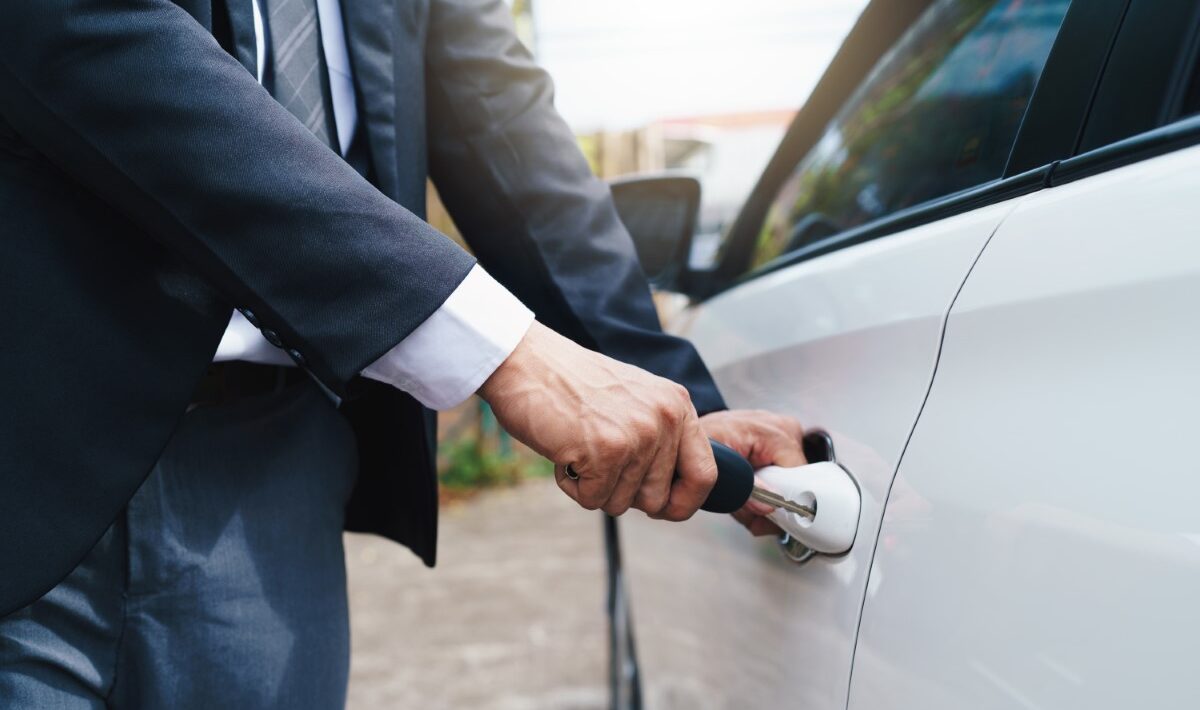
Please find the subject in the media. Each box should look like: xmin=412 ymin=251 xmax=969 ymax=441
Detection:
xmin=622 ymin=199 xmax=1020 ymax=709
xmin=848 ymin=144 xmax=1200 ymax=709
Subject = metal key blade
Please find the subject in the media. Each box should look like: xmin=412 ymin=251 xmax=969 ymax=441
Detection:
xmin=750 ymin=486 xmax=816 ymax=519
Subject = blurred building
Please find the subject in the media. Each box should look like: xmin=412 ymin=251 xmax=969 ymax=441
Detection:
xmin=578 ymin=109 xmax=793 ymax=267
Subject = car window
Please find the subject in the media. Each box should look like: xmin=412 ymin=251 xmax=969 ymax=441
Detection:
xmin=747 ymin=0 xmax=1070 ymax=273
xmin=1175 ymin=18 xmax=1200 ymax=119
xmin=1075 ymin=0 xmax=1200 ymax=153
xmin=1183 ymin=72 xmax=1200 ymax=119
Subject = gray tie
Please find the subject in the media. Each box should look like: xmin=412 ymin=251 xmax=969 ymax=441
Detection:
xmin=265 ymin=0 xmax=337 ymax=149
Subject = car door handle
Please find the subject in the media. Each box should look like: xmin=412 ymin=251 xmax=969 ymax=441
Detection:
xmin=705 ymin=437 xmax=861 ymax=557
xmin=756 ymin=460 xmax=860 ymax=555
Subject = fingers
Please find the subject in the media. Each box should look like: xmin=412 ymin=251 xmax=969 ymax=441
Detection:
xmin=660 ymin=407 xmax=717 ymax=522
xmin=632 ymin=424 xmax=678 ymax=516
xmin=758 ymin=425 xmax=806 ymax=468
xmin=731 ymin=482 xmax=779 ymax=536
xmin=769 ymin=411 xmax=805 ymax=441
xmin=589 ymin=379 xmax=688 ymax=517
xmin=556 ymin=457 xmax=623 ymax=511
xmin=741 ymin=413 xmax=806 ymax=469
xmin=559 ymin=404 xmax=810 ymax=529
xmin=602 ymin=459 xmax=649 ymax=516
xmin=699 ymin=410 xmax=808 ymax=469
xmin=554 ymin=463 xmax=579 ymax=501
xmin=744 ymin=489 xmax=776 ymax=517
xmin=560 ymin=444 xmax=670 ymax=517
xmin=556 ymin=407 xmax=669 ymax=516
xmin=565 ymin=443 xmax=674 ymax=517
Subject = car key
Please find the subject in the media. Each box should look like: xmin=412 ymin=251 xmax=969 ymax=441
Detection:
xmin=701 ymin=439 xmax=815 ymax=518
xmin=748 ymin=486 xmax=816 ymax=519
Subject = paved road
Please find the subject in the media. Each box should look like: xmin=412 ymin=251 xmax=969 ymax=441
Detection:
xmin=346 ymin=479 xmax=609 ymax=709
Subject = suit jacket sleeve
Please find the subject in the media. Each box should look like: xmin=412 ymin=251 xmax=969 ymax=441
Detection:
xmin=423 ymin=0 xmax=726 ymax=414
xmin=0 ymin=0 xmax=477 ymax=394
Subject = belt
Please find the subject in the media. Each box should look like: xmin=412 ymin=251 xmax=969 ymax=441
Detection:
xmin=192 ymin=362 xmax=306 ymax=406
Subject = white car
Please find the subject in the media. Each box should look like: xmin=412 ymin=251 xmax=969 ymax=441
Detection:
xmin=606 ymin=0 xmax=1200 ymax=707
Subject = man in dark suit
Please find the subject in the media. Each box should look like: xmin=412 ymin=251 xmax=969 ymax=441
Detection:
xmin=0 ymin=0 xmax=803 ymax=705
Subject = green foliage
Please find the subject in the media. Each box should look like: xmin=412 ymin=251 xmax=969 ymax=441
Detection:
xmin=438 ymin=438 xmax=522 ymax=489
xmin=437 ymin=402 xmax=554 ymax=492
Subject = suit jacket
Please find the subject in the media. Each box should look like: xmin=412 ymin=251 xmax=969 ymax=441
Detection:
xmin=0 ymin=0 xmax=725 ymax=617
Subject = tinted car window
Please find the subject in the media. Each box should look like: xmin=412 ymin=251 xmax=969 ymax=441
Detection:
xmin=748 ymin=0 xmax=1070 ymax=272
xmin=1076 ymin=0 xmax=1200 ymax=152
xmin=1176 ymin=16 xmax=1200 ymax=119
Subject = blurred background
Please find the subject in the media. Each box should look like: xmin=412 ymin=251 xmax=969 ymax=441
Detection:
xmin=346 ymin=1 xmax=867 ymax=707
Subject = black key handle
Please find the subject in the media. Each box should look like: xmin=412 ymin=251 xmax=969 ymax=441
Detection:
xmin=700 ymin=440 xmax=755 ymax=513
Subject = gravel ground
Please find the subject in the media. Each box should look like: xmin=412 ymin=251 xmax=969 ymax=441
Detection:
xmin=345 ymin=479 xmax=610 ymax=709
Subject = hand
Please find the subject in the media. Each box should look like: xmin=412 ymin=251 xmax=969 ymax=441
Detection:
xmin=478 ymin=322 xmax=717 ymax=521
xmin=699 ymin=410 xmax=808 ymax=536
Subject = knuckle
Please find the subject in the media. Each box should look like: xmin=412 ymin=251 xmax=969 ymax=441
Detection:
xmin=762 ymin=425 xmax=789 ymax=444
xmin=664 ymin=506 xmax=694 ymax=523
xmin=631 ymin=414 xmax=658 ymax=442
xmin=633 ymin=424 xmax=655 ymax=451
xmin=635 ymin=490 xmax=668 ymax=516
xmin=617 ymin=432 xmax=641 ymax=461
xmin=603 ymin=500 xmax=630 ymax=516
xmin=777 ymin=414 xmax=804 ymax=434
xmin=579 ymin=495 xmax=603 ymax=511
xmin=659 ymin=400 xmax=683 ymax=425
xmin=596 ymin=432 xmax=628 ymax=462
xmin=575 ymin=480 xmax=609 ymax=510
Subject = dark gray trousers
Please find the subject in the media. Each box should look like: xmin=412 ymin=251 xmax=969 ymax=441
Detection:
xmin=0 ymin=382 xmax=359 ymax=708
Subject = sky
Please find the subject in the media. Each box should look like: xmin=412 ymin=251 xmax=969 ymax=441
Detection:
xmin=531 ymin=0 xmax=870 ymax=132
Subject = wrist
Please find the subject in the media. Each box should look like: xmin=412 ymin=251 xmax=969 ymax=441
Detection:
xmin=478 ymin=320 xmax=545 ymax=404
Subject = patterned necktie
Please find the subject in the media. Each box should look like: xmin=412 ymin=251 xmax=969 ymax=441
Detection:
xmin=264 ymin=0 xmax=338 ymax=149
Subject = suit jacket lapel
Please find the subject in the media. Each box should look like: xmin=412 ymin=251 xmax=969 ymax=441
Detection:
xmin=340 ymin=0 xmax=401 ymax=201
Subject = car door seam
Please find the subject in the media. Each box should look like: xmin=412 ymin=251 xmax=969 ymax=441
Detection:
xmin=841 ymin=197 xmax=1024 ymax=709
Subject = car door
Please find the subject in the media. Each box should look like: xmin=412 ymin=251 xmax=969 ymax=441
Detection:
xmin=848 ymin=2 xmax=1200 ymax=707
xmin=613 ymin=0 xmax=1091 ymax=707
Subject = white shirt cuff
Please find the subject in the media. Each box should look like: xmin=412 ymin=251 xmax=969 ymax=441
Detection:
xmin=362 ymin=265 xmax=534 ymax=410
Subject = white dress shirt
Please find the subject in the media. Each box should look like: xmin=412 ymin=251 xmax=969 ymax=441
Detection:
xmin=214 ymin=0 xmax=534 ymax=410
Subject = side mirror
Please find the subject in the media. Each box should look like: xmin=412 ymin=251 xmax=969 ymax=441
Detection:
xmin=609 ymin=175 xmax=700 ymax=293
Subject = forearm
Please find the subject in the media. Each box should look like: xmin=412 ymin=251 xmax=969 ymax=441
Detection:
xmin=424 ymin=0 xmax=726 ymax=413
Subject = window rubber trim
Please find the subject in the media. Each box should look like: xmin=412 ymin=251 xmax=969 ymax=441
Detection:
xmin=1051 ymin=113 xmax=1200 ymax=187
